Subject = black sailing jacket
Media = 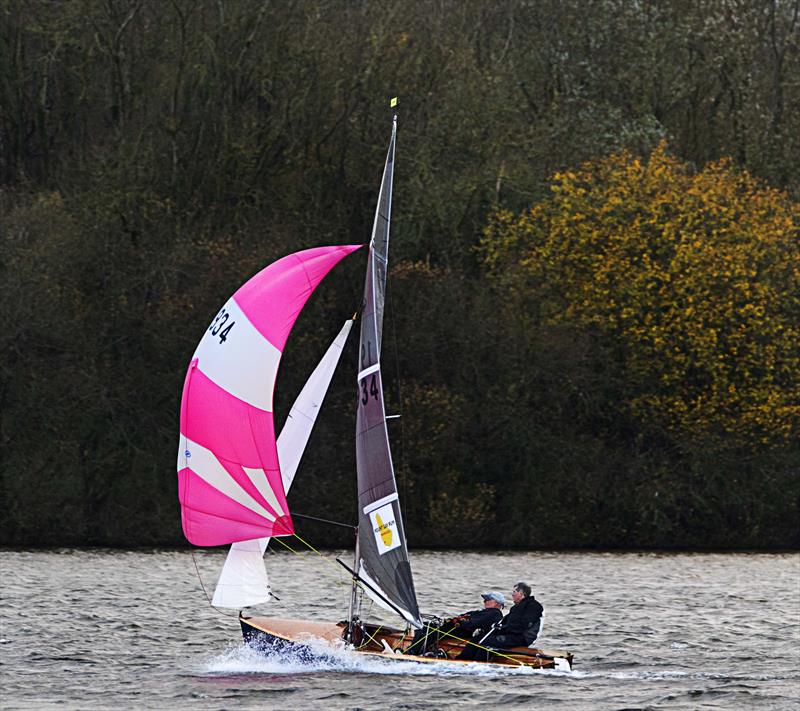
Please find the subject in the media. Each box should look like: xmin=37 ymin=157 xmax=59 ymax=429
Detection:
xmin=499 ymin=596 xmax=544 ymax=639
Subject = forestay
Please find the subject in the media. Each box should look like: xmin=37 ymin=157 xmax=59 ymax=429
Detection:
xmin=178 ymin=246 xmax=360 ymax=547
xmin=212 ymin=321 xmax=354 ymax=608
xmin=355 ymin=117 xmax=421 ymax=628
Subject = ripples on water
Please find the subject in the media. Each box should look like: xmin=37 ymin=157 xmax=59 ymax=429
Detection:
xmin=1 ymin=549 xmax=798 ymax=709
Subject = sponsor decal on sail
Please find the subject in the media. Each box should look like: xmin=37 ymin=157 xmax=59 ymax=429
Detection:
xmin=369 ymin=503 xmax=400 ymax=554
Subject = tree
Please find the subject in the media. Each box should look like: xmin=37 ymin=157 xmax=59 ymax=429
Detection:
xmin=481 ymin=143 xmax=800 ymax=447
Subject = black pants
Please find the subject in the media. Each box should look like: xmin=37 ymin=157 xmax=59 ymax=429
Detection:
xmin=457 ymin=631 xmax=527 ymax=661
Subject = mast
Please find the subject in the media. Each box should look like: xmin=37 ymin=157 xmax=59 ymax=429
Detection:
xmin=350 ymin=107 xmax=421 ymax=632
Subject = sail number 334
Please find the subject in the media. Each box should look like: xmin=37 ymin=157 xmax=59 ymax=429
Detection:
xmin=208 ymin=308 xmax=235 ymax=344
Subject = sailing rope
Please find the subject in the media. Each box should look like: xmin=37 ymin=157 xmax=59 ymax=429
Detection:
xmin=276 ymin=532 xmax=395 ymax=634
xmin=357 ymin=623 xmax=387 ymax=651
xmin=225 ymin=535 xmax=531 ymax=666
xmin=400 ymin=622 xmax=529 ymax=667
xmin=292 ymin=512 xmax=356 ymax=530
xmin=292 ymin=530 xmax=336 ymax=560
xmin=189 ymin=549 xmax=239 ymax=619
xmin=276 ymin=533 xmax=528 ymax=665
xmin=189 ymin=549 xmax=212 ymax=603
xmin=268 ymin=533 xmax=350 ymax=590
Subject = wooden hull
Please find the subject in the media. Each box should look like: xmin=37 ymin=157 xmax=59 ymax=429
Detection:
xmin=239 ymin=615 xmax=573 ymax=671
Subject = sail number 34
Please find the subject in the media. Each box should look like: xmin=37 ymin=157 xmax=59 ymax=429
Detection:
xmin=360 ymin=374 xmax=380 ymax=405
xmin=208 ymin=308 xmax=235 ymax=344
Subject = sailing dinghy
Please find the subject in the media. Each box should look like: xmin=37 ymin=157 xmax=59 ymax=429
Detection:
xmin=177 ymin=114 xmax=573 ymax=672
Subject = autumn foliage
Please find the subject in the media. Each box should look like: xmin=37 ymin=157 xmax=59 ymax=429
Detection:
xmin=3 ymin=2 xmax=798 ymax=548
xmin=482 ymin=144 xmax=800 ymax=447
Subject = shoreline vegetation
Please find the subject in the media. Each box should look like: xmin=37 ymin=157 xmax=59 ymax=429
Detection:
xmin=1 ymin=1 xmax=798 ymax=550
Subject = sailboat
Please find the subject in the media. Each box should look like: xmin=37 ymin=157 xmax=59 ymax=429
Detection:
xmin=177 ymin=114 xmax=573 ymax=672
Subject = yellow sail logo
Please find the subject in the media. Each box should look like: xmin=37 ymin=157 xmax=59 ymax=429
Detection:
xmin=369 ymin=503 xmax=399 ymax=555
xmin=375 ymin=513 xmax=393 ymax=547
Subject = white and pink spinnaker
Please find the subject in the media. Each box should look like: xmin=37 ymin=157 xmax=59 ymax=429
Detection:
xmin=177 ymin=245 xmax=361 ymax=547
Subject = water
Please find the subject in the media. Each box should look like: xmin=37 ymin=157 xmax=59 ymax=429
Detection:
xmin=1 ymin=549 xmax=798 ymax=710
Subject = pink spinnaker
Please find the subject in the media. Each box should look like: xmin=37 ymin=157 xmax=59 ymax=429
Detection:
xmin=178 ymin=245 xmax=361 ymax=546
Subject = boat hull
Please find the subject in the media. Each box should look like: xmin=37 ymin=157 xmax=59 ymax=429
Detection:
xmin=239 ymin=615 xmax=573 ymax=671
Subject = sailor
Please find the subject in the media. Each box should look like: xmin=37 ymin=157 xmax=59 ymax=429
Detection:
xmin=445 ymin=591 xmax=505 ymax=639
xmin=404 ymin=591 xmax=504 ymax=656
xmin=457 ymin=581 xmax=543 ymax=661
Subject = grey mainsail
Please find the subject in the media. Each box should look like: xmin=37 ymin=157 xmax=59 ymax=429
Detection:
xmin=355 ymin=116 xmax=421 ymax=628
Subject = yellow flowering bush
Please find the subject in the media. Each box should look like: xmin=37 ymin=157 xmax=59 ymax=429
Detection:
xmin=481 ymin=144 xmax=799 ymax=445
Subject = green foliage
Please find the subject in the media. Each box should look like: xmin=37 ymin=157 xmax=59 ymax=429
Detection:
xmin=480 ymin=147 xmax=799 ymax=548
xmin=482 ymin=145 xmax=800 ymax=446
xmin=1 ymin=0 xmax=798 ymax=549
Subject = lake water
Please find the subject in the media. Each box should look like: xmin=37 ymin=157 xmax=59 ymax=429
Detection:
xmin=1 ymin=549 xmax=798 ymax=710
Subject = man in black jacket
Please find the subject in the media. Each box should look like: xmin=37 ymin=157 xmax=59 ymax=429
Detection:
xmin=457 ymin=581 xmax=544 ymax=661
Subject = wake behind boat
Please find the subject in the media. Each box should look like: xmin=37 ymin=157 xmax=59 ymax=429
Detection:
xmin=177 ymin=109 xmax=574 ymax=672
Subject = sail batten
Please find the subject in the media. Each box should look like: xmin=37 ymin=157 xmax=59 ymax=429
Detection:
xmin=355 ymin=117 xmax=421 ymax=628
